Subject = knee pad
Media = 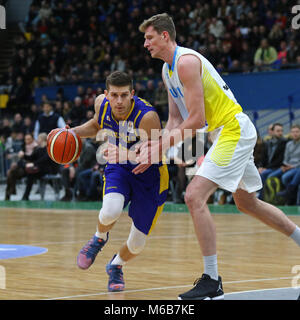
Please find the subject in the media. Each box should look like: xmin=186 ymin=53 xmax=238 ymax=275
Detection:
xmin=99 ymin=193 xmax=124 ymax=226
xmin=126 ymin=223 xmax=147 ymax=255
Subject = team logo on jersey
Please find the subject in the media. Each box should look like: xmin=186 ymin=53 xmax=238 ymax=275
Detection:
xmin=127 ymin=121 xmax=134 ymax=133
xmin=169 ymin=86 xmax=184 ymax=98
xmin=106 ymin=115 xmax=111 ymax=121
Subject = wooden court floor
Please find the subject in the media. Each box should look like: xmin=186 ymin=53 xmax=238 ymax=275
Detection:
xmin=0 ymin=207 xmax=299 ymax=300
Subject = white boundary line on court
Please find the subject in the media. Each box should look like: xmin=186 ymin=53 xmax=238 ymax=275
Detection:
xmin=43 ymin=276 xmax=295 ymax=300
xmin=225 ymin=286 xmax=300 ymax=297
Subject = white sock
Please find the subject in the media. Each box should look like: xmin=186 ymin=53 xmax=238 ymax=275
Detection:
xmin=95 ymin=228 xmax=108 ymax=240
xmin=290 ymin=226 xmax=300 ymax=247
xmin=111 ymin=253 xmax=126 ymax=266
xmin=203 ymin=254 xmax=218 ymax=281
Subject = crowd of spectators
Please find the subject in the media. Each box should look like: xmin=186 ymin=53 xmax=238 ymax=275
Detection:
xmin=255 ymin=123 xmax=300 ymax=205
xmin=1 ymin=0 xmax=300 ymax=115
xmin=0 ymin=0 xmax=300 ymax=204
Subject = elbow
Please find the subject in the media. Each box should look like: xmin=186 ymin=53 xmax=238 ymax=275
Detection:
xmin=198 ymin=120 xmax=206 ymax=129
xmin=190 ymin=119 xmax=206 ymax=132
xmin=183 ymin=121 xmax=205 ymax=138
xmin=186 ymin=111 xmax=206 ymax=132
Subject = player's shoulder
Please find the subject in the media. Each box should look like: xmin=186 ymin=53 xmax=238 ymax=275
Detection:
xmin=138 ymin=110 xmax=161 ymax=132
xmin=177 ymin=53 xmax=201 ymax=69
xmin=95 ymin=94 xmax=106 ymax=107
xmin=94 ymin=94 xmax=106 ymax=113
xmin=176 ymin=47 xmax=202 ymax=66
xmin=134 ymin=95 xmax=153 ymax=108
xmin=177 ymin=54 xmax=202 ymax=80
xmin=140 ymin=110 xmax=159 ymax=122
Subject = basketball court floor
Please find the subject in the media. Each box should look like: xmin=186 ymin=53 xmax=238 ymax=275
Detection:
xmin=0 ymin=183 xmax=299 ymax=300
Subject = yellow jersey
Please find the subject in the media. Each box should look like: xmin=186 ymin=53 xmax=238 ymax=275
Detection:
xmin=162 ymin=46 xmax=243 ymax=132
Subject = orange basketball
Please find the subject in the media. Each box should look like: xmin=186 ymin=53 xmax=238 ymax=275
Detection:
xmin=47 ymin=128 xmax=82 ymax=164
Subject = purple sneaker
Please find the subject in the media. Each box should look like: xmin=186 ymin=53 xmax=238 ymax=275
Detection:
xmin=77 ymin=233 xmax=108 ymax=269
xmin=105 ymin=255 xmax=125 ymax=292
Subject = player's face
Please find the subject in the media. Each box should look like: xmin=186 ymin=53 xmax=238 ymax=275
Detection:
xmin=144 ymin=26 xmax=166 ymax=59
xmin=105 ymin=85 xmax=134 ymax=120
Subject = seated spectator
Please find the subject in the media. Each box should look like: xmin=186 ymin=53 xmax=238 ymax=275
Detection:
xmin=28 ymin=104 xmax=40 ymax=123
xmin=154 ymin=80 xmax=168 ymax=121
xmin=271 ymin=124 xmax=300 ymax=205
xmin=287 ymin=40 xmax=299 ymax=64
xmin=5 ymin=133 xmax=38 ymax=200
xmin=263 ymin=123 xmax=274 ymax=141
xmin=7 ymin=76 xmax=31 ymax=112
xmin=268 ymin=21 xmax=284 ymax=47
xmin=33 ymin=101 xmax=66 ymax=140
xmin=253 ymin=133 xmax=264 ymax=168
xmin=134 ymin=82 xmax=146 ymax=97
xmin=219 ymin=43 xmax=234 ymax=70
xmin=0 ymin=118 xmax=12 ymax=139
xmin=21 ymin=133 xmax=59 ymax=200
xmin=76 ymin=164 xmax=104 ymax=201
xmin=276 ymin=168 xmax=300 ymax=205
xmin=11 ymin=113 xmax=26 ymax=134
xmin=143 ymin=80 xmax=156 ymax=106
xmin=208 ymin=17 xmax=225 ymax=39
xmin=5 ymin=130 xmax=24 ymax=171
xmin=74 ymin=138 xmax=97 ymax=199
xmin=62 ymin=101 xmax=73 ymax=124
xmin=59 ymin=163 xmax=76 ymax=201
xmin=60 ymin=138 xmax=96 ymax=201
xmin=239 ymin=41 xmax=256 ymax=66
xmin=23 ymin=116 xmax=35 ymax=135
xmin=254 ymin=38 xmax=278 ymax=71
xmin=68 ymin=96 xmax=86 ymax=127
xmin=257 ymin=123 xmax=287 ymax=199
xmin=277 ymin=40 xmax=287 ymax=61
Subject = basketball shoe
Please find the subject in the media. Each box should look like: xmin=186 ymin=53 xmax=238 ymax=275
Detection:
xmin=77 ymin=233 xmax=109 ymax=269
xmin=106 ymin=254 xmax=125 ymax=292
xmin=178 ymin=274 xmax=224 ymax=300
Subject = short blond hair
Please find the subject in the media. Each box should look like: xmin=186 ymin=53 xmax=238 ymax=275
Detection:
xmin=291 ymin=124 xmax=300 ymax=130
xmin=139 ymin=13 xmax=176 ymax=41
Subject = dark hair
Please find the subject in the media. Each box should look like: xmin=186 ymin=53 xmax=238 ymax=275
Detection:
xmin=106 ymin=71 xmax=133 ymax=91
xmin=272 ymin=123 xmax=283 ymax=130
xmin=139 ymin=13 xmax=176 ymax=41
xmin=42 ymin=101 xmax=53 ymax=108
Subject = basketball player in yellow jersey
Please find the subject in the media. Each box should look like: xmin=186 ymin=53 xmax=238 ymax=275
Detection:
xmin=137 ymin=13 xmax=300 ymax=300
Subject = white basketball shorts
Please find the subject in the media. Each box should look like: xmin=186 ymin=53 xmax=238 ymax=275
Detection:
xmin=196 ymin=112 xmax=262 ymax=193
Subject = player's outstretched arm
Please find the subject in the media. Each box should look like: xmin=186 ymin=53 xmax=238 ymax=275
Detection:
xmin=71 ymin=94 xmax=104 ymax=138
xmin=132 ymin=111 xmax=162 ymax=174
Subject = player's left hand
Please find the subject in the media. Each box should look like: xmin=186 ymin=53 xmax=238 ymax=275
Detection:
xmin=132 ymin=140 xmax=161 ymax=174
xmin=104 ymin=143 xmax=119 ymax=163
xmin=105 ymin=143 xmax=129 ymax=164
